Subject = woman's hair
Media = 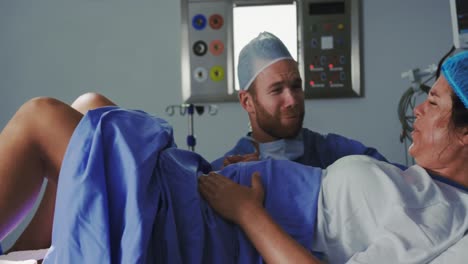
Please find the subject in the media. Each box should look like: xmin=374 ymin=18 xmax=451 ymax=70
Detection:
xmin=451 ymin=91 xmax=468 ymax=130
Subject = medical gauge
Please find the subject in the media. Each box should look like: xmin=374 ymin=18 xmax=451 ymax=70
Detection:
xmin=450 ymin=0 xmax=468 ymax=49
xmin=180 ymin=0 xmax=362 ymax=102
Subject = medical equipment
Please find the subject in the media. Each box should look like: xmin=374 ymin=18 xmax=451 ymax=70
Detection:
xmin=450 ymin=0 xmax=468 ymax=49
xmin=181 ymin=0 xmax=236 ymax=103
xmin=165 ymin=103 xmax=218 ymax=151
xmin=298 ymin=0 xmax=362 ymax=98
xmin=180 ymin=0 xmax=362 ymax=103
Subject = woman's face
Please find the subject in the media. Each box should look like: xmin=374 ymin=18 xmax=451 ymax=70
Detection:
xmin=409 ymin=75 xmax=464 ymax=171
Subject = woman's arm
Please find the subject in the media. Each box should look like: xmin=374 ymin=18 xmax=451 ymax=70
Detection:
xmin=198 ymin=172 xmax=321 ymax=264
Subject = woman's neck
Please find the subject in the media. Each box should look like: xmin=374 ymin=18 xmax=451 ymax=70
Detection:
xmin=428 ymin=158 xmax=468 ymax=189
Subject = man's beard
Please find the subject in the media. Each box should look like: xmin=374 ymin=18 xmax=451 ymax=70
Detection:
xmin=254 ymin=99 xmax=304 ymax=139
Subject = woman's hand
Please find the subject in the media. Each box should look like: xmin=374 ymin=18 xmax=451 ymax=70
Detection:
xmin=198 ymin=171 xmax=264 ymax=224
xmin=199 ymin=171 xmax=321 ymax=264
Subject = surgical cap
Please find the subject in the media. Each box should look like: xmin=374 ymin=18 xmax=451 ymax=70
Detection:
xmin=441 ymin=51 xmax=468 ymax=108
xmin=237 ymin=32 xmax=294 ymax=91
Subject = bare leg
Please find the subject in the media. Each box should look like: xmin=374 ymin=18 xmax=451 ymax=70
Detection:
xmin=5 ymin=182 xmax=57 ymax=252
xmin=6 ymin=93 xmax=117 ymax=252
xmin=70 ymin=92 xmax=117 ymax=114
xmin=0 ymin=97 xmax=82 ymax=241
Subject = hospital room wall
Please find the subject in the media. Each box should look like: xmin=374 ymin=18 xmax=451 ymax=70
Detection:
xmin=0 ymin=0 xmax=452 ymax=250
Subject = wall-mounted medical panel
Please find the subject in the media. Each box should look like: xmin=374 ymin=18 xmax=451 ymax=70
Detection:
xmin=181 ymin=0 xmax=237 ymax=103
xmin=298 ymin=0 xmax=362 ymax=98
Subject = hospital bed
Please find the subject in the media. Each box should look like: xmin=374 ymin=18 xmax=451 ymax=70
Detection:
xmin=2 ymin=233 xmax=468 ymax=264
xmin=0 ymin=248 xmax=48 ymax=263
xmin=2 ymin=108 xmax=467 ymax=264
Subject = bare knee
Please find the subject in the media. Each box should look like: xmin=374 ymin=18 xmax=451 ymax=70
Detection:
xmin=12 ymin=97 xmax=71 ymax=139
xmin=14 ymin=97 xmax=82 ymax=145
xmin=18 ymin=97 xmax=65 ymax=119
xmin=14 ymin=97 xmax=82 ymax=182
xmin=72 ymin=92 xmax=108 ymax=107
xmin=71 ymin=92 xmax=116 ymax=114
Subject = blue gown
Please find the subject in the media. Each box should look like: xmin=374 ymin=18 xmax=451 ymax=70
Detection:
xmin=211 ymin=129 xmax=389 ymax=171
xmin=43 ymin=107 xmax=322 ymax=263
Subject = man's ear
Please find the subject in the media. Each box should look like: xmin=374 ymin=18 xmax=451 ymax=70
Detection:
xmin=239 ymin=91 xmax=254 ymax=113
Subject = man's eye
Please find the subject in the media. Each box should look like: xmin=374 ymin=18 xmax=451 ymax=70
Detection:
xmin=271 ymin=88 xmax=282 ymax=94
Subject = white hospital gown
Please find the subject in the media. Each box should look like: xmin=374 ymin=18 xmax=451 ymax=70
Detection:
xmin=312 ymin=155 xmax=468 ymax=264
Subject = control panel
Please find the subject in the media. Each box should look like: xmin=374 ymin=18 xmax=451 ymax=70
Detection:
xmin=298 ymin=0 xmax=362 ymax=98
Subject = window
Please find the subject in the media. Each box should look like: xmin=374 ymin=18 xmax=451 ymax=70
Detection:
xmin=233 ymin=3 xmax=297 ymax=90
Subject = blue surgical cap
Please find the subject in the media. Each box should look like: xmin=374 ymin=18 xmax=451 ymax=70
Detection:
xmin=441 ymin=51 xmax=468 ymax=108
xmin=238 ymin=32 xmax=294 ymax=91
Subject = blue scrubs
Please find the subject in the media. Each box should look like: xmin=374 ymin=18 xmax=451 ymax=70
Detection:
xmin=211 ymin=128 xmax=389 ymax=170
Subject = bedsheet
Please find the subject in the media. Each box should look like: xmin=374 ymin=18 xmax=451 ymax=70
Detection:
xmin=42 ymin=107 xmax=322 ymax=263
xmin=430 ymin=233 xmax=468 ymax=263
xmin=3 ymin=237 xmax=468 ymax=264
xmin=0 ymin=248 xmax=48 ymax=263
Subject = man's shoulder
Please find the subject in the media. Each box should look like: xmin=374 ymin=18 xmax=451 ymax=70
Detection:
xmin=210 ymin=135 xmax=255 ymax=170
xmin=215 ymin=135 xmax=254 ymax=156
xmin=301 ymin=128 xmax=372 ymax=154
xmin=302 ymin=128 xmax=355 ymax=142
xmin=302 ymin=128 xmax=323 ymax=137
xmin=302 ymin=128 xmax=344 ymax=141
xmin=231 ymin=135 xmax=255 ymax=151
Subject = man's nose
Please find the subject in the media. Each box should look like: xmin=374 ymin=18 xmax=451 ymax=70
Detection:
xmin=283 ymin=89 xmax=297 ymax=107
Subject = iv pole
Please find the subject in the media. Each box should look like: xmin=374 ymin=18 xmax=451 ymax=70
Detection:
xmin=165 ymin=104 xmax=218 ymax=151
xmin=187 ymin=104 xmax=196 ymax=151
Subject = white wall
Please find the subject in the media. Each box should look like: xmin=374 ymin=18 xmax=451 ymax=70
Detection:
xmin=0 ymin=0 xmax=452 ymax=250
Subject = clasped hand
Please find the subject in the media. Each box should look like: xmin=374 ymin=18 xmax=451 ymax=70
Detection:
xmin=222 ymin=142 xmax=260 ymax=168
